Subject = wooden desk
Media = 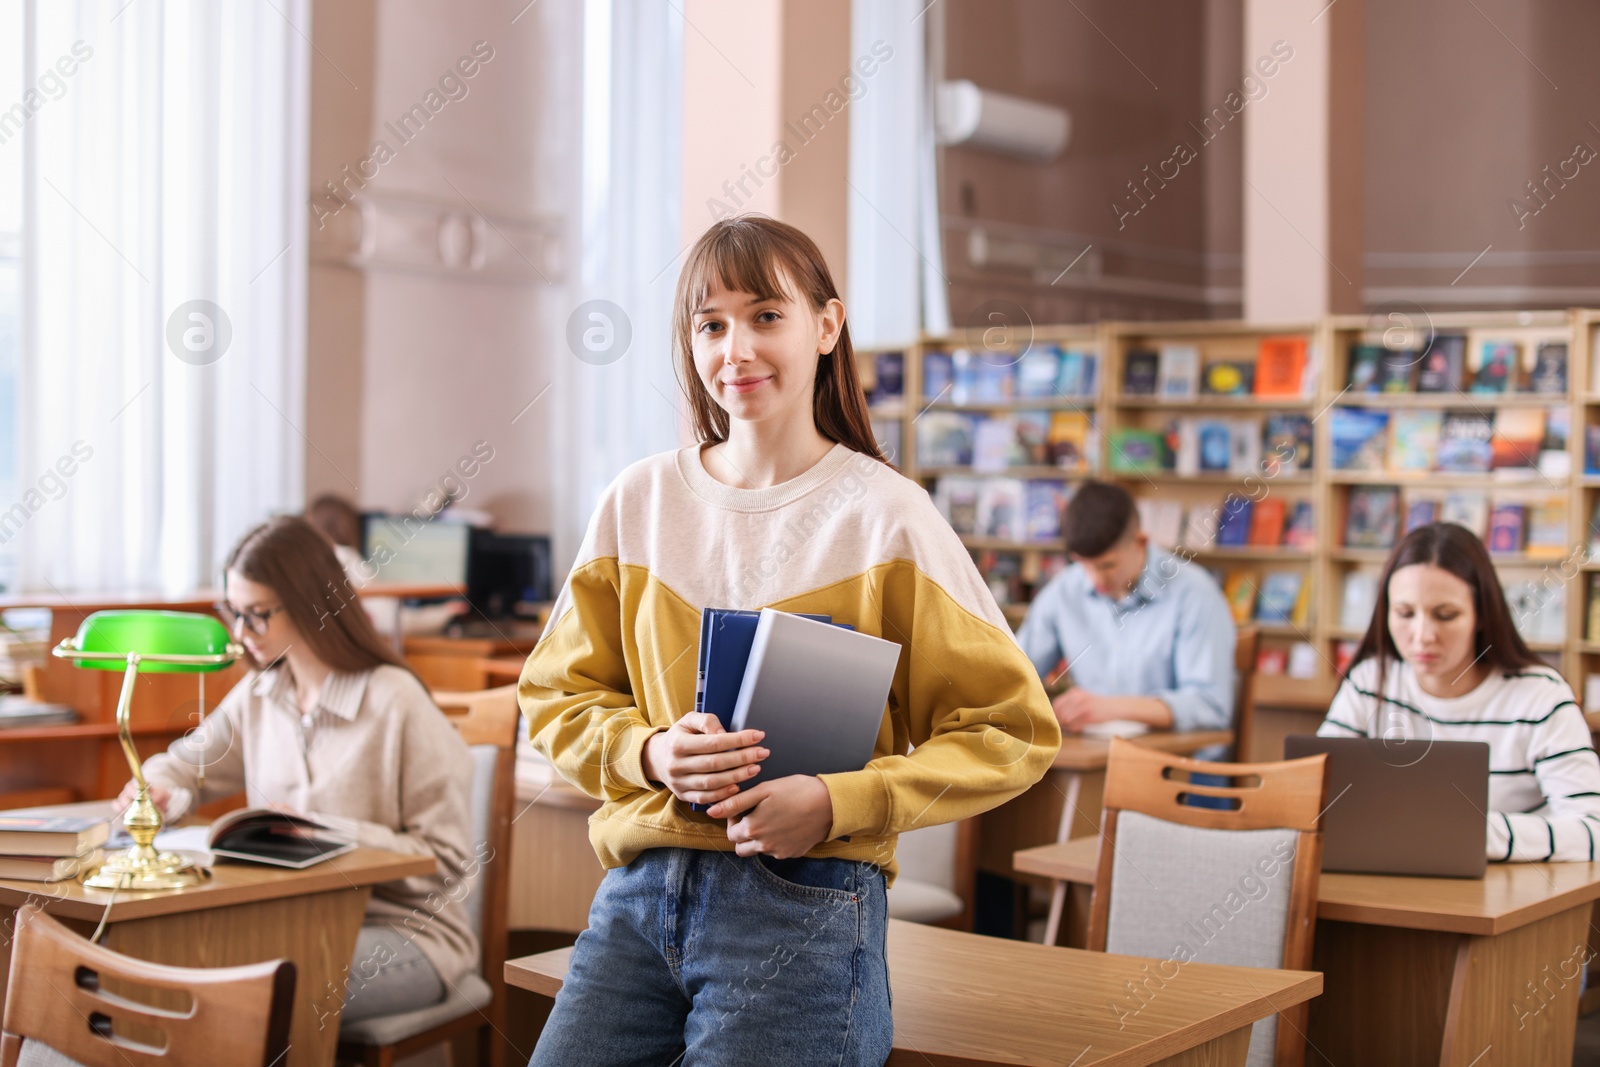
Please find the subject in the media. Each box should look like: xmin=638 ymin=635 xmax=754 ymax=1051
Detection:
xmin=978 ymin=730 xmax=1231 ymax=884
xmin=403 ymin=633 xmax=538 ymax=691
xmin=507 ymin=779 xmax=605 ymax=933
xmin=1016 ymin=836 xmax=1600 ymax=1066
xmin=0 ymin=847 xmax=434 ymax=1067
xmin=505 ymin=918 xmax=1320 ymax=1066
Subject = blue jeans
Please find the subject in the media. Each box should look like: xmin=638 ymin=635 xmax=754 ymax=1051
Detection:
xmin=529 ymin=847 xmax=893 ymax=1067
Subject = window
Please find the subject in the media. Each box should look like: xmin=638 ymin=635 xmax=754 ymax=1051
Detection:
xmin=0 ymin=5 xmax=21 ymax=592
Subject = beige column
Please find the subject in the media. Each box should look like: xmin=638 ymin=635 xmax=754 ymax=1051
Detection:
xmin=1242 ymin=0 xmax=1364 ymax=320
xmin=680 ymin=0 xmax=852 ymax=290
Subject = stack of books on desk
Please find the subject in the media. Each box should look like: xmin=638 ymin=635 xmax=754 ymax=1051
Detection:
xmin=0 ymin=695 xmax=78 ymax=729
xmin=0 ymin=805 xmax=109 ymax=882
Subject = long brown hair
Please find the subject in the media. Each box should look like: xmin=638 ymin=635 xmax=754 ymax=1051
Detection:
xmin=224 ymin=515 xmax=410 ymax=675
xmin=1347 ymin=522 xmax=1544 ymax=698
xmin=672 ymin=215 xmax=888 ymax=462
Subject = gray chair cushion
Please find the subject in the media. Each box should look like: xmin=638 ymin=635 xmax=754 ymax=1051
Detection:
xmin=462 ymin=743 xmax=498 ymax=940
xmin=16 ymin=1042 xmax=86 ymax=1067
xmin=1105 ymin=811 xmax=1299 ymax=1067
xmin=338 ymin=972 xmax=494 ymax=1045
xmin=886 ymin=877 xmax=963 ymax=924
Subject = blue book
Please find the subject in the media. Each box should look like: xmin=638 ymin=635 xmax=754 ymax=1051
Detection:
xmin=691 ymin=608 xmax=840 ymax=812
xmin=1216 ymin=496 xmax=1254 ymax=546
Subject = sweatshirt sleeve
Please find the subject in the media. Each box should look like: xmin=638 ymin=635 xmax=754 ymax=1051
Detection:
xmin=1487 ymin=692 xmax=1600 ymax=863
xmin=519 ymin=556 xmax=664 ymax=802
xmin=140 ymin=678 xmax=252 ymax=823
xmin=817 ymin=559 xmax=1062 ymax=841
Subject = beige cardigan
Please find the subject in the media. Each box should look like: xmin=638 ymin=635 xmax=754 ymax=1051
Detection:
xmin=141 ymin=664 xmax=479 ymax=984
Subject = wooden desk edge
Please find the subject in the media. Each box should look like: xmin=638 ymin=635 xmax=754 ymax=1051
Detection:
xmin=1052 ymin=731 xmax=1233 ymax=771
xmin=0 ymin=848 xmax=434 ymax=923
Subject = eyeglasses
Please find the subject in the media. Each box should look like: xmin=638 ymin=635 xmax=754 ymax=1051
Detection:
xmin=214 ymin=601 xmax=285 ymax=636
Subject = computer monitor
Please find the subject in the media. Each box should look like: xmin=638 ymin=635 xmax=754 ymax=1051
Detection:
xmin=360 ymin=514 xmax=472 ymax=587
xmin=466 ymin=531 xmax=552 ymax=619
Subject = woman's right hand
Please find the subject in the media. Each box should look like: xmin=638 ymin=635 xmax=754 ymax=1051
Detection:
xmin=640 ymin=712 xmax=768 ymax=806
xmin=115 ymin=780 xmax=173 ymax=819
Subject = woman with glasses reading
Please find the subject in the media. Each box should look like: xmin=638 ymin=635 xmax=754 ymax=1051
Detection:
xmin=115 ymin=515 xmax=478 ymax=1022
xmin=1318 ymin=521 xmax=1600 ymax=862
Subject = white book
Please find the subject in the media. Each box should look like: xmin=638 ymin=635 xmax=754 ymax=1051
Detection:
xmin=1157 ymin=344 xmax=1200 ymax=398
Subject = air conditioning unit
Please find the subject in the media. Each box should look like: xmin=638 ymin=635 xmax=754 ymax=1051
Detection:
xmin=935 ymin=80 xmax=1070 ymax=160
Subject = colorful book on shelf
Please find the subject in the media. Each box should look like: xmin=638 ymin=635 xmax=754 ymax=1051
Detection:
xmin=1047 ymin=411 xmax=1091 ymax=470
xmin=1024 ymin=481 xmax=1068 ymax=542
xmin=1387 ymin=409 xmax=1443 ymax=472
xmin=1108 ymin=429 xmax=1167 ymax=472
xmin=948 ymin=350 xmax=979 ymax=404
xmin=1346 ymin=344 xmax=1383 ymax=392
xmin=971 ymin=415 xmax=1015 ymax=473
xmin=1197 ymin=420 xmax=1232 ymax=472
xmin=1374 ymin=349 xmax=1418 ymax=393
xmin=1255 ymin=571 xmax=1303 ymax=624
xmin=973 ymin=356 xmax=1017 ymax=402
xmin=976 ymin=479 xmax=1027 ymax=541
xmin=871 ymin=351 xmax=904 ymax=405
xmin=1345 ymin=485 xmax=1400 ymax=549
xmin=1248 ymin=498 xmax=1287 ymax=546
xmin=923 ymin=351 xmax=953 ymax=400
xmin=1529 ymin=341 xmax=1568 ymax=395
xmin=1223 ymin=572 xmax=1258 ymax=624
xmin=1201 ymin=361 xmax=1254 ymax=396
xmin=1122 ymin=349 xmax=1160 ymax=396
xmin=1016 ymin=347 xmax=1062 ymax=399
xmin=1415 ymin=335 xmax=1467 ymax=393
xmin=1437 ymin=410 xmax=1495 ymax=472
xmin=1056 ymin=350 xmax=1096 ymax=397
xmin=1012 ymin=412 xmax=1052 ymax=466
xmin=916 ymin=412 xmax=976 ymax=467
xmin=1403 ymin=496 xmax=1440 ymax=533
xmin=1504 ymin=577 xmax=1564 ymax=643
xmin=1216 ymin=496 xmax=1254 ymax=547
xmin=1589 ymin=575 xmax=1600 ymax=643
xmin=1291 ymin=574 xmax=1313 ymax=627
xmin=1338 ymin=573 xmax=1378 ymax=633
xmin=1333 ymin=639 xmax=1361 ymax=675
xmin=1329 ymin=407 xmax=1390 ymax=471
xmin=1441 ymin=491 xmax=1490 ymax=537
xmin=1263 ymin=413 xmax=1313 ymax=474
xmin=1182 ymin=505 xmax=1220 ymax=550
xmin=1541 ymin=406 xmax=1572 ymax=477
xmin=1256 ymin=647 xmax=1289 ymax=676
xmin=1487 ymin=503 xmax=1527 ymax=555
xmin=1524 ymin=496 xmax=1566 ymax=559
xmin=1470 ymin=341 xmax=1518 ymax=393
xmin=1255 ymin=336 xmax=1308 ymax=397
xmin=1287 ymin=640 xmax=1318 ymax=678
xmin=1169 ymin=418 xmax=1199 ymax=475
xmin=1489 ymin=408 xmax=1545 ymax=471
xmin=1157 ymin=344 xmax=1200 ymax=399
xmin=1229 ymin=418 xmax=1263 ymax=475
xmin=933 ymin=477 xmax=980 ymax=535
xmin=1283 ymin=500 xmax=1316 ymax=550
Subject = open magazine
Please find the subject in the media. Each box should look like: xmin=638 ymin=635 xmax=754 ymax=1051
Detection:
xmin=203 ymin=808 xmax=356 ymax=869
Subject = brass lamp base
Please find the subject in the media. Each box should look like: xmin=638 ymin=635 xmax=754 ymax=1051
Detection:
xmin=81 ymin=846 xmax=209 ymax=891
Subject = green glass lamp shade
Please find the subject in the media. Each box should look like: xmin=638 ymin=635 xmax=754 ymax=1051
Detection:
xmin=62 ymin=610 xmax=236 ymax=672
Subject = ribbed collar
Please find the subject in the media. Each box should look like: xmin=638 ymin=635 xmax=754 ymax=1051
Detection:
xmin=675 ymin=441 xmax=859 ymax=513
xmin=252 ymin=665 xmax=370 ymax=722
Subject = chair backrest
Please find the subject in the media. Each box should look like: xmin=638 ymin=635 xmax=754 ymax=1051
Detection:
xmin=430 ymin=685 xmax=519 ymax=993
xmin=1232 ymin=624 xmax=1260 ymax=762
xmin=0 ymin=907 xmax=294 ymax=1067
xmin=1087 ymin=737 xmax=1326 ymax=1067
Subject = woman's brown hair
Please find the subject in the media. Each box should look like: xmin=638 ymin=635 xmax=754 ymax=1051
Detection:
xmin=1347 ymin=521 xmax=1545 ymax=699
xmin=224 ymin=515 xmax=409 ymax=675
xmin=671 ymin=215 xmax=888 ymax=463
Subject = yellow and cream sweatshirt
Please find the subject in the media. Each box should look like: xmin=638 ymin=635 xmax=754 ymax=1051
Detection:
xmin=519 ymin=442 xmax=1061 ymax=881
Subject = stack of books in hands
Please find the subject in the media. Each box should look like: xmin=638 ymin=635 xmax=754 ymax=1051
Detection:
xmin=0 ymin=804 xmax=110 ymax=883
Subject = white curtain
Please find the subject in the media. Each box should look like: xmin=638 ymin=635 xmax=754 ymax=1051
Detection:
xmin=847 ymin=0 xmax=948 ymax=347
xmin=18 ymin=0 xmax=308 ymax=594
xmin=551 ymin=0 xmax=685 ymax=571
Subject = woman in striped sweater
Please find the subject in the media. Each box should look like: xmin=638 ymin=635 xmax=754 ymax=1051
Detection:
xmin=1319 ymin=522 xmax=1600 ymax=862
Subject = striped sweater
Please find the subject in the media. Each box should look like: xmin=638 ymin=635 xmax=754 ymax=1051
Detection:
xmin=518 ymin=443 xmax=1061 ymax=880
xmin=1319 ymin=659 xmax=1600 ymax=862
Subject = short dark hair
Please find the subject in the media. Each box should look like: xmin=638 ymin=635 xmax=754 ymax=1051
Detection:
xmin=1063 ymin=480 xmax=1137 ymax=558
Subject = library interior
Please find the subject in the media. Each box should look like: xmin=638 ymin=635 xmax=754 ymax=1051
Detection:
xmin=3 ymin=1 xmax=1600 ymax=1065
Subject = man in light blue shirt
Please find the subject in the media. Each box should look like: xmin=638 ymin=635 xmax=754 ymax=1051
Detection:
xmin=1016 ymin=480 xmax=1236 ymax=734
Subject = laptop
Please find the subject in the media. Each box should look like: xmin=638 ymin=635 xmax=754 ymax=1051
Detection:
xmin=1284 ymin=735 xmax=1489 ymax=878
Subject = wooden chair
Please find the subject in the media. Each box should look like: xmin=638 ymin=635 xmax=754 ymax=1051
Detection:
xmin=1086 ymin=737 xmax=1327 ymax=1067
xmin=0 ymin=907 xmax=294 ymax=1067
xmin=1233 ymin=624 xmax=1261 ymax=762
xmin=337 ymin=684 xmax=520 ymax=1067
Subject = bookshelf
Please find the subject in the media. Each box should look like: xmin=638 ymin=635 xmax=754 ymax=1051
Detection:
xmin=863 ymin=308 xmax=1600 ymax=706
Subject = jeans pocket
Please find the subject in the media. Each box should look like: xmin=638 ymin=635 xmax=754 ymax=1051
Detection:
xmin=750 ymin=854 xmax=859 ymax=904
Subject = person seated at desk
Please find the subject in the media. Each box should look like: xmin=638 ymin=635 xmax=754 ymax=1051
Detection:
xmin=117 ymin=515 xmax=478 ymax=1022
xmin=1318 ymin=522 xmax=1600 ymax=862
xmin=1015 ymin=480 xmax=1235 ymax=740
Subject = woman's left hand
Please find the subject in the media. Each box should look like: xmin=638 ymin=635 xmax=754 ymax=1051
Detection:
xmin=708 ymin=775 xmax=834 ymax=859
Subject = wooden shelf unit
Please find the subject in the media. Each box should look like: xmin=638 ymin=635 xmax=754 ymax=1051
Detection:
xmin=868 ymin=309 xmax=1600 ymax=703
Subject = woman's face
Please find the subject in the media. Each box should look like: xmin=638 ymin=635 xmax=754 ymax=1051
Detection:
xmin=223 ymin=569 xmax=302 ymax=669
xmin=690 ymin=275 xmax=843 ymax=427
xmin=1386 ymin=563 xmax=1480 ymax=688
